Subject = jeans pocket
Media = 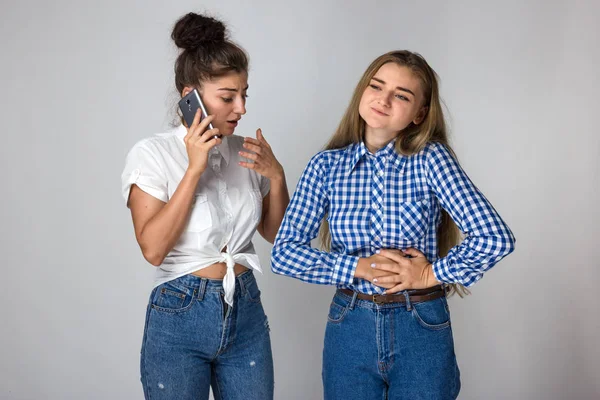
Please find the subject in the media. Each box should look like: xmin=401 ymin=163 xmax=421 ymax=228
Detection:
xmin=411 ymin=297 xmax=451 ymax=331
xmin=151 ymin=280 xmax=196 ymax=313
xmin=327 ymin=294 xmax=349 ymax=324
xmin=244 ymin=278 xmax=262 ymax=303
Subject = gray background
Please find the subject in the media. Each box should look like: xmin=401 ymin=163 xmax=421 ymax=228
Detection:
xmin=1 ymin=0 xmax=599 ymax=399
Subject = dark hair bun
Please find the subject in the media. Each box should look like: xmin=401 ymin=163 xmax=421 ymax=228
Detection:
xmin=171 ymin=13 xmax=226 ymax=51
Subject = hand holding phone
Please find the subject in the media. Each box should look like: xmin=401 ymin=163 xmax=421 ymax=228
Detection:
xmin=178 ymin=89 xmax=222 ymax=139
xmin=183 ymin=109 xmax=222 ymax=174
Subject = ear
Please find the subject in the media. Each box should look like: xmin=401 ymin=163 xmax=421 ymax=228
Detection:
xmin=413 ymin=106 xmax=429 ymax=125
xmin=181 ymin=86 xmax=195 ymax=98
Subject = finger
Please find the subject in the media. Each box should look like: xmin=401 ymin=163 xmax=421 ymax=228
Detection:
xmin=244 ymin=136 xmax=261 ymax=146
xmin=371 ymin=262 xmax=401 ymax=274
xmin=256 ymin=128 xmax=265 ymax=143
xmin=372 ymin=274 xmax=403 ymax=285
xmin=190 ymin=108 xmax=202 ymax=128
xmin=193 ymin=115 xmax=215 ymax=137
xmin=242 ymin=142 xmax=262 ymax=155
xmin=256 ymin=128 xmax=272 ymax=148
xmin=403 ymin=247 xmax=425 ymax=258
xmin=199 ymin=127 xmax=220 ymax=142
xmin=184 ymin=109 xmax=202 ymax=140
xmin=383 ymin=282 xmax=409 ymax=295
xmin=239 ymin=161 xmax=256 ymax=169
xmin=377 ymin=249 xmax=406 ymax=263
xmin=238 ymin=151 xmax=258 ymax=161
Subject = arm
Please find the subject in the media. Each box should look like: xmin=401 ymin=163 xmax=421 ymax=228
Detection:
xmin=125 ymin=111 xmax=220 ymax=265
xmin=128 ymin=169 xmax=202 ymax=265
xmin=238 ymin=129 xmax=290 ymax=244
xmin=270 ymin=154 xmax=359 ymax=285
xmin=257 ymin=174 xmax=290 ymax=243
xmin=426 ymin=143 xmax=516 ymax=286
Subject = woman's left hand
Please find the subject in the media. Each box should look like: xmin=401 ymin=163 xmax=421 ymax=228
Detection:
xmin=370 ymin=248 xmax=441 ymax=294
xmin=239 ymin=129 xmax=284 ymax=181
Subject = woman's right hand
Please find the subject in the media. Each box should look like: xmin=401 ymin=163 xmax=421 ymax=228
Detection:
xmin=355 ymin=254 xmax=401 ymax=289
xmin=183 ymin=109 xmax=222 ymax=174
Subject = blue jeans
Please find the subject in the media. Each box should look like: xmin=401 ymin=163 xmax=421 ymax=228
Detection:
xmin=140 ymin=271 xmax=274 ymax=400
xmin=323 ymin=290 xmax=460 ymax=400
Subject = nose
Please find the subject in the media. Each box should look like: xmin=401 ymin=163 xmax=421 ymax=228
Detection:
xmin=377 ymin=92 xmax=391 ymax=108
xmin=234 ymin=96 xmax=246 ymax=115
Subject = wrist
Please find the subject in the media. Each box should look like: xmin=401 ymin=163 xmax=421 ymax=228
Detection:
xmin=185 ymin=165 xmax=205 ymax=179
xmin=269 ymin=167 xmax=285 ymax=183
xmin=354 ymin=258 xmax=371 ymax=280
xmin=427 ymin=263 xmax=441 ymax=287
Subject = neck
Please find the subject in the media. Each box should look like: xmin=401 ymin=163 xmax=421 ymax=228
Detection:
xmin=364 ymin=126 xmax=397 ymax=154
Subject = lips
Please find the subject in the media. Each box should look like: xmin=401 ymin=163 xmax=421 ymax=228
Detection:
xmin=371 ymin=107 xmax=388 ymax=116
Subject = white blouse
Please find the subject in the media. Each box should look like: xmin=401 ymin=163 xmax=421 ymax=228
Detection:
xmin=121 ymin=124 xmax=269 ymax=305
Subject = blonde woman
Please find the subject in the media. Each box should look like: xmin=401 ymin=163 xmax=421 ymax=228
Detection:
xmin=271 ymin=50 xmax=515 ymax=399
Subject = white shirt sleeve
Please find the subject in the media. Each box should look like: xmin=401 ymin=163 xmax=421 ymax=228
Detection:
xmin=259 ymin=174 xmax=270 ymax=198
xmin=121 ymin=141 xmax=168 ymax=205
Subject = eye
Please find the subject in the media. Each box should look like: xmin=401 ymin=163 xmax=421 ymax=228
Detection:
xmin=369 ymin=84 xmax=381 ymax=90
xmin=395 ymin=94 xmax=409 ymax=101
xmin=221 ymin=97 xmax=233 ymax=103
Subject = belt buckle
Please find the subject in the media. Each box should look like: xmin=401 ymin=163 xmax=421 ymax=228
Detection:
xmin=372 ymin=294 xmax=383 ymax=304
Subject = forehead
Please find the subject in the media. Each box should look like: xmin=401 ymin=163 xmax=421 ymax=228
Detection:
xmin=204 ymin=71 xmax=248 ymax=89
xmin=373 ymin=63 xmax=421 ymax=94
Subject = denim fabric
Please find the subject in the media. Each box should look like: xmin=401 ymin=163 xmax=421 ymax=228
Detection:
xmin=140 ymin=271 xmax=273 ymax=400
xmin=323 ymin=290 xmax=460 ymax=400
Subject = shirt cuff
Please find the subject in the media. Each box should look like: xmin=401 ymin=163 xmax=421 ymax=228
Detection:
xmin=330 ymin=254 xmax=359 ymax=286
xmin=432 ymin=257 xmax=483 ymax=287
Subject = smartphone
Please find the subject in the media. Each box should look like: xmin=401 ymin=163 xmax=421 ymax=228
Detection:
xmin=178 ymin=89 xmax=221 ymax=138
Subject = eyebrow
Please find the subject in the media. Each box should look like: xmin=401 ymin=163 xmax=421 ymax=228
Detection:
xmin=217 ymin=85 xmax=249 ymax=92
xmin=371 ymin=77 xmax=415 ymax=97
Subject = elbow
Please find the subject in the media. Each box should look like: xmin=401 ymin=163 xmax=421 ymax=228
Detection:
xmin=504 ymin=232 xmax=516 ymax=256
xmin=139 ymin=242 xmax=166 ymax=266
xmin=142 ymin=250 xmax=165 ymax=266
xmin=270 ymin=248 xmax=285 ymax=275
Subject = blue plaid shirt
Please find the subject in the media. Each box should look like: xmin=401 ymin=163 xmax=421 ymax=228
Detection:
xmin=271 ymin=139 xmax=515 ymax=294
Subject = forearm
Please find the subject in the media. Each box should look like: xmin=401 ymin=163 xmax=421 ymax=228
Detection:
xmin=261 ymin=174 xmax=289 ymax=243
xmin=138 ymin=169 xmax=202 ymax=264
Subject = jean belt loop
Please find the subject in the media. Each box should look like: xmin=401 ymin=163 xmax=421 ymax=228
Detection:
xmin=349 ymin=291 xmax=358 ymax=310
xmin=238 ymin=273 xmax=247 ymax=296
xmin=197 ymin=278 xmax=207 ymax=302
xmin=403 ymin=290 xmax=412 ymax=311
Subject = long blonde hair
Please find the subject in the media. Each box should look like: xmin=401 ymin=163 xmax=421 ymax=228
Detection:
xmin=319 ymin=50 xmax=469 ymax=297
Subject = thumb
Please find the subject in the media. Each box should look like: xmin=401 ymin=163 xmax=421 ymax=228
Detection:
xmin=403 ymin=247 xmax=424 ymax=258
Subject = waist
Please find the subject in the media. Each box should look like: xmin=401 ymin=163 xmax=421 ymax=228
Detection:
xmin=338 ymin=285 xmax=445 ymax=305
xmin=167 ymin=269 xmax=256 ymax=293
xmin=191 ymin=263 xmax=249 ymax=279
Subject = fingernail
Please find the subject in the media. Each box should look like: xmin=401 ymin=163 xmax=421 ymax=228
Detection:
xmin=370 ymin=263 xmax=376 ymax=268
xmin=373 ymin=278 xmax=378 ymax=283
xmin=375 ymin=250 xmax=380 ymax=254
xmin=382 ymin=291 xmax=387 ymax=295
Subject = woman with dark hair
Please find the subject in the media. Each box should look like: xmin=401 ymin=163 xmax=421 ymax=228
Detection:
xmin=121 ymin=12 xmax=288 ymax=400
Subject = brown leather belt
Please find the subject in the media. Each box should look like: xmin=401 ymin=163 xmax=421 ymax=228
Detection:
xmin=339 ymin=285 xmax=445 ymax=304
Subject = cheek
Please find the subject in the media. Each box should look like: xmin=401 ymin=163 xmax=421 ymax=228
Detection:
xmin=358 ymin=96 xmax=370 ymax=119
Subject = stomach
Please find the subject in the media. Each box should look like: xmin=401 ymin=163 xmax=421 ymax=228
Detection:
xmin=191 ymin=262 xmax=249 ymax=279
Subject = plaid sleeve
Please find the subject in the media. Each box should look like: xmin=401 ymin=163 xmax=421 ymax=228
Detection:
xmin=271 ymin=153 xmax=358 ymax=285
xmin=425 ymin=143 xmax=516 ymax=286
